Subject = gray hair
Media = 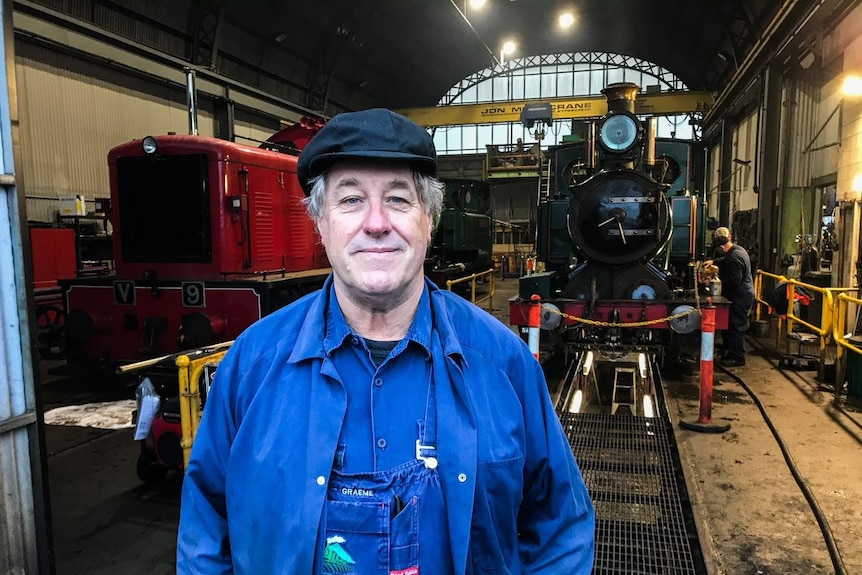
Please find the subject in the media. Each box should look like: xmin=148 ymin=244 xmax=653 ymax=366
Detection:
xmin=302 ymin=169 xmax=445 ymax=225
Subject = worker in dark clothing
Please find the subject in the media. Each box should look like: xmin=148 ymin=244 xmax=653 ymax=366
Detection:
xmin=706 ymin=226 xmax=755 ymax=366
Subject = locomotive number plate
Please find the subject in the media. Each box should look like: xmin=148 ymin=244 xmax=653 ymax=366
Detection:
xmin=182 ymin=281 xmax=206 ymax=307
xmin=113 ymin=280 xmax=136 ymax=305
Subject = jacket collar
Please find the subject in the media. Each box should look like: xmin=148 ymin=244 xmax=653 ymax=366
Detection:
xmin=288 ymin=275 xmax=465 ymax=365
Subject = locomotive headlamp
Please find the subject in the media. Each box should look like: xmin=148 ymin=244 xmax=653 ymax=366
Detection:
xmin=598 ymin=112 xmax=640 ymax=153
xmin=142 ymin=136 xmax=159 ymax=154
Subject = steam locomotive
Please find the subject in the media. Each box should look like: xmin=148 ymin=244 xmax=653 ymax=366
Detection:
xmin=510 ymin=83 xmax=730 ymax=416
xmin=61 ymin=122 xmax=331 ymax=366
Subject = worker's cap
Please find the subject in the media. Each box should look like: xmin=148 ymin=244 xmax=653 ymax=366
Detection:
xmin=714 ymin=227 xmax=731 ymax=240
xmin=296 ymin=108 xmax=437 ymax=196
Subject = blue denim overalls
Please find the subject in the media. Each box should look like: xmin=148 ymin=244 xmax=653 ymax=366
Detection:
xmin=315 ymin=371 xmax=452 ymax=575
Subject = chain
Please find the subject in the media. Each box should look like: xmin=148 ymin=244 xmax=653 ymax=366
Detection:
xmin=540 ymin=265 xmax=706 ymax=329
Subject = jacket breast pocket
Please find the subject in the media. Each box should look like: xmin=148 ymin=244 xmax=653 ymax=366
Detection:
xmin=470 ymin=454 xmax=525 ymax=572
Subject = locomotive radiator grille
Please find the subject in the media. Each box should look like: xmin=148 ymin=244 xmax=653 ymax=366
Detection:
xmin=559 ymin=412 xmax=707 ymax=574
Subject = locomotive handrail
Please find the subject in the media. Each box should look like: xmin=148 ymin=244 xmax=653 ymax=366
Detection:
xmin=176 ymin=347 xmax=232 ymax=470
xmin=446 ymin=268 xmax=497 ymax=309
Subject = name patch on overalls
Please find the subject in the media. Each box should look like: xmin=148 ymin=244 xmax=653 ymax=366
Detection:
xmin=340 ymin=487 xmax=374 ymax=497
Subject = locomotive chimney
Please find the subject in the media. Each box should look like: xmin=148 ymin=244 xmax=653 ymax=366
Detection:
xmin=601 ymin=82 xmax=640 ymax=114
xmin=185 ymin=67 xmax=199 ymax=136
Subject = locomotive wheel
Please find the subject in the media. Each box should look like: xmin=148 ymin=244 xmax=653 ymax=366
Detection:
xmin=136 ymin=446 xmax=169 ymax=483
xmin=34 ymin=305 xmax=66 ymax=359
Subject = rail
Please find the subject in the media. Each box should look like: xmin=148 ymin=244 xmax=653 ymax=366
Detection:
xmin=117 ymin=340 xmax=234 ymax=374
xmin=753 ymin=270 xmax=788 ymax=349
xmin=446 ymin=268 xmax=496 ymax=309
xmin=833 ymin=292 xmax=862 ymax=387
xmin=176 ymin=345 xmax=232 ymax=469
xmin=754 ymin=270 xmax=858 ymax=383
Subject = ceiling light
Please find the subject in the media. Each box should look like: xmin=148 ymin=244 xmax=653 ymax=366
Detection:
xmin=559 ymin=12 xmax=575 ymax=28
xmin=500 ymin=40 xmax=516 ymax=65
xmin=841 ymin=75 xmax=862 ymax=98
xmin=470 ymin=0 xmax=486 ymax=8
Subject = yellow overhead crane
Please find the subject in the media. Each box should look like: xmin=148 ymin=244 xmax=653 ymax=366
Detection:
xmin=395 ymin=91 xmax=714 ymax=127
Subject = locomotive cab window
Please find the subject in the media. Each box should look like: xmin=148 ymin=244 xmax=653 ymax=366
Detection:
xmin=116 ymin=154 xmax=212 ymax=263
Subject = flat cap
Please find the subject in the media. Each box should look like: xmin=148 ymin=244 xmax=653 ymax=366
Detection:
xmin=296 ymin=108 xmax=437 ymax=195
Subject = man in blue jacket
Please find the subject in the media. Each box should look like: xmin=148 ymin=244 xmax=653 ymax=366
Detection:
xmin=177 ymin=108 xmax=595 ymax=574
xmin=708 ymin=226 xmax=755 ymax=367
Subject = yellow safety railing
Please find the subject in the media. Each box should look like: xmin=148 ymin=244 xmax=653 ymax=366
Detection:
xmin=754 ymin=269 xmax=860 ymax=382
xmin=833 ymin=292 xmax=862 ymax=386
xmin=753 ymin=270 xmax=788 ymax=349
xmin=175 ymin=343 xmax=233 ymax=470
xmin=785 ymin=281 xmax=840 ymax=382
xmin=446 ymin=268 xmax=496 ymax=309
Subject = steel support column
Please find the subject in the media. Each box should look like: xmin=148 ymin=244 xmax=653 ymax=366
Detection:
xmin=758 ymin=64 xmax=783 ymax=273
xmin=719 ymin=118 xmax=734 ymax=226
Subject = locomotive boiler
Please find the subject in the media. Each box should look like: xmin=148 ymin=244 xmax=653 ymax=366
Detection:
xmin=510 ymin=82 xmax=729 ymax=416
xmin=61 ymin=127 xmax=331 ymax=366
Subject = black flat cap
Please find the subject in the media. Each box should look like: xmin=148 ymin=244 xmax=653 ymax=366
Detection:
xmin=296 ymin=108 xmax=437 ymax=195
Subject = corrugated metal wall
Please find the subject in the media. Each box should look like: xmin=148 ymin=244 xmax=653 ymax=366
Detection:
xmin=32 ymin=0 xmax=192 ymax=58
xmin=733 ymin=111 xmax=758 ymax=214
xmin=706 ymin=144 xmax=720 ymax=217
xmin=14 ymin=40 xmax=281 ymax=224
xmin=705 ymin=111 xmax=758 ymax=226
xmin=781 ymin=76 xmax=837 ymax=189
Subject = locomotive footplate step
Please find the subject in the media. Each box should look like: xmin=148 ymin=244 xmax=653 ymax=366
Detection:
xmin=558 ymin=412 xmax=707 ymax=574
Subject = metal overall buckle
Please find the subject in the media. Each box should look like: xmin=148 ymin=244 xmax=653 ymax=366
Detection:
xmin=415 ymin=439 xmax=439 ymax=469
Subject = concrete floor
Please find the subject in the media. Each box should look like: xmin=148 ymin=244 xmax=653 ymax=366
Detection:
xmin=39 ymin=277 xmax=862 ymax=574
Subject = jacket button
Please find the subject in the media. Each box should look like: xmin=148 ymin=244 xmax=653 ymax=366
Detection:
xmin=316 ymin=476 xmax=326 ymax=485
xmin=458 ymin=473 xmax=467 ymax=483
xmin=377 ymin=438 xmax=387 ymax=448
xmin=374 ymin=378 xmax=383 ymax=387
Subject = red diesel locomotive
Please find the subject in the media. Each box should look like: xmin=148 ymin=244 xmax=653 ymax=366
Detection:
xmin=62 ymin=126 xmax=330 ymax=366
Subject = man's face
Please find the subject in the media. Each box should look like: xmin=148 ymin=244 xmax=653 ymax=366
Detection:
xmin=315 ymin=160 xmax=433 ymax=307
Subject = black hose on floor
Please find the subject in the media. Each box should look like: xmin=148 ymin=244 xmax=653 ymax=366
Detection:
xmin=717 ymin=362 xmax=849 ymax=575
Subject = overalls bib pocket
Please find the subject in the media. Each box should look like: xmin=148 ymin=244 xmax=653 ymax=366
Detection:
xmin=390 ymin=494 xmax=420 ymax=570
xmin=322 ymin=499 xmax=388 ymax=574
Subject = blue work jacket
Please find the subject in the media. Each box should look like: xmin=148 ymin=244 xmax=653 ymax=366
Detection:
xmin=177 ymin=277 xmax=595 ymax=574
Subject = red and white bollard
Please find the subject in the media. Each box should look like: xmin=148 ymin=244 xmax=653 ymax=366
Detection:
xmin=528 ymin=294 xmax=541 ymax=361
xmin=680 ymin=303 xmax=731 ymax=433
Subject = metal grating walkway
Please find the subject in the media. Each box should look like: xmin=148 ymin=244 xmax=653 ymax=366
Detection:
xmin=559 ymin=412 xmax=707 ymax=574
